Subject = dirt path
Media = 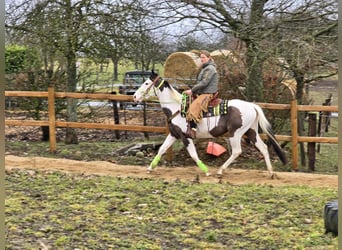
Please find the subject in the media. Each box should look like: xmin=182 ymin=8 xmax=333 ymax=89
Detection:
xmin=5 ymin=155 xmax=337 ymax=189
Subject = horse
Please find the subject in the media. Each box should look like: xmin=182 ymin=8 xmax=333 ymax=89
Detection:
xmin=133 ymin=71 xmax=288 ymax=178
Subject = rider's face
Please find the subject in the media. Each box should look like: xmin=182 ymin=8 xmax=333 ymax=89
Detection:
xmin=200 ymin=54 xmax=210 ymax=64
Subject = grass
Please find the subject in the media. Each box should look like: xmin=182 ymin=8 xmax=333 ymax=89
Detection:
xmin=5 ymin=169 xmax=338 ymax=249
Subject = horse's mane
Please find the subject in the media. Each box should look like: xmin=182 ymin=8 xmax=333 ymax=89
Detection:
xmin=150 ymin=71 xmax=182 ymax=104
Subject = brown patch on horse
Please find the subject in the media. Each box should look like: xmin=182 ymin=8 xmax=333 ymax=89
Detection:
xmin=162 ymin=108 xmax=190 ymax=146
xmin=244 ymin=128 xmax=257 ymax=144
xmin=209 ymin=106 xmax=243 ymax=137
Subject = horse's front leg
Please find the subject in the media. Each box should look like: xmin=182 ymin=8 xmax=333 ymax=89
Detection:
xmin=185 ymin=139 xmax=210 ymax=177
xmin=148 ymin=134 xmax=176 ymax=172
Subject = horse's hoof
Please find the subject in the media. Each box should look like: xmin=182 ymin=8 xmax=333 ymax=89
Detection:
xmin=216 ymin=170 xmax=223 ymax=176
xmin=270 ymin=173 xmax=279 ymax=180
xmin=205 ymin=172 xmax=211 ymax=177
xmin=269 ymin=172 xmax=276 ymax=179
xmin=216 ymin=174 xmax=223 ymax=183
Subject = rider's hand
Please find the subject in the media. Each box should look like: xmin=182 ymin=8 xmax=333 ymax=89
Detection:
xmin=184 ymin=89 xmax=192 ymax=95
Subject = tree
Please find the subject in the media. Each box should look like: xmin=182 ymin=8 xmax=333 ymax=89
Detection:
xmin=6 ymin=0 xmax=93 ymax=143
xmin=83 ymin=0 xmax=169 ymax=79
xmin=272 ymin=3 xmax=338 ymax=166
xmin=5 ymin=45 xmax=40 ymax=74
xmin=175 ymin=35 xmax=207 ymax=52
xmin=6 ymin=0 xmax=174 ymax=143
xmin=85 ymin=1 xmax=137 ymax=81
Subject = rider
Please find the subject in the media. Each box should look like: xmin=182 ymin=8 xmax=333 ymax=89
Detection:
xmin=184 ymin=50 xmax=219 ymax=138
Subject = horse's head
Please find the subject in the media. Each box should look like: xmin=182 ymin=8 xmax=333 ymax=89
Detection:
xmin=133 ymin=70 xmax=159 ymax=102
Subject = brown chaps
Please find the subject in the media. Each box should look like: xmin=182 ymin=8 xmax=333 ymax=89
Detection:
xmin=186 ymin=94 xmax=213 ymax=123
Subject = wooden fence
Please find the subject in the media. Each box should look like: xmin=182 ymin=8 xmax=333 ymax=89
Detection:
xmin=5 ymin=86 xmax=338 ymax=170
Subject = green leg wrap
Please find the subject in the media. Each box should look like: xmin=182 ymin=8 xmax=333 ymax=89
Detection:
xmin=197 ymin=160 xmax=208 ymax=173
xmin=150 ymin=155 xmax=161 ymax=169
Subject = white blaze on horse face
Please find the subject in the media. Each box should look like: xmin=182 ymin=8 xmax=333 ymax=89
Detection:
xmin=133 ymin=78 xmax=154 ymax=102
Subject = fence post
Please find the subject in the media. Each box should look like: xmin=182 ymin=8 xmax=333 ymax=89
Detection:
xmin=48 ymin=86 xmax=56 ymax=153
xmin=111 ymin=91 xmax=120 ymax=139
xmin=308 ymin=112 xmax=317 ymax=171
xmin=291 ymin=99 xmax=298 ymax=170
xmin=143 ymin=102 xmax=149 ymax=139
xmin=317 ymin=94 xmax=333 ymax=153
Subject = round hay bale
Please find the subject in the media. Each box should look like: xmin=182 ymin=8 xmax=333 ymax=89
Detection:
xmin=164 ymin=52 xmax=202 ymax=89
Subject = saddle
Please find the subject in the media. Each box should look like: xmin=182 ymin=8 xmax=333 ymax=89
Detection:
xmin=208 ymin=92 xmax=222 ymax=107
xmin=181 ymin=93 xmax=228 ymax=118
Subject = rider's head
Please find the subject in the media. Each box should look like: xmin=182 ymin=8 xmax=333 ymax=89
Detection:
xmin=200 ymin=50 xmax=211 ymax=64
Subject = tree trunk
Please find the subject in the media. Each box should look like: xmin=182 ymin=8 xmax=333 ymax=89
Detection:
xmin=245 ymin=42 xmax=264 ymax=101
xmin=64 ymin=98 xmax=78 ymax=144
xmin=244 ymin=0 xmax=267 ymax=102
xmin=111 ymin=58 xmax=119 ymax=81
xmin=64 ymin=42 xmax=78 ymax=143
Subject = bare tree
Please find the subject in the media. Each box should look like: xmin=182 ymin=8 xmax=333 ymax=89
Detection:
xmin=6 ymin=0 xmax=97 ymax=143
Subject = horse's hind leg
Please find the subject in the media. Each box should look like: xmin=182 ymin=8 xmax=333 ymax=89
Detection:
xmin=148 ymin=134 xmax=176 ymax=172
xmin=254 ymin=134 xmax=274 ymax=178
xmin=217 ymin=135 xmax=242 ymax=176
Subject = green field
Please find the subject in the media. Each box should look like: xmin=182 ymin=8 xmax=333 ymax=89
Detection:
xmin=5 ymin=169 xmax=338 ymax=249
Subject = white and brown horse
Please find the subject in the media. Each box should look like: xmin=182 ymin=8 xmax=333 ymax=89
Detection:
xmin=133 ymin=71 xmax=287 ymax=178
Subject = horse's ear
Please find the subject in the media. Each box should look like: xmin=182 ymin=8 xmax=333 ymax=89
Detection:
xmin=151 ymin=69 xmax=158 ymax=79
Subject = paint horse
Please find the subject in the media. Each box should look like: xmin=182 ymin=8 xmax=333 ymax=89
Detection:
xmin=133 ymin=71 xmax=287 ymax=178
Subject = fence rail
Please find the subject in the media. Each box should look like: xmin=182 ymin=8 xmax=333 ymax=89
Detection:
xmin=5 ymin=87 xmax=338 ymax=170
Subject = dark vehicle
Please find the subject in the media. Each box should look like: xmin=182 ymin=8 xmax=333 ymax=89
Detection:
xmin=119 ymin=70 xmax=152 ymax=95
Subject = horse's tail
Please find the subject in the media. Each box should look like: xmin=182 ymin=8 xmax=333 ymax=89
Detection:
xmin=253 ymin=104 xmax=288 ymax=165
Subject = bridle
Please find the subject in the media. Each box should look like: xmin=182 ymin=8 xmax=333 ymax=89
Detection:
xmin=151 ymin=75 xmax=166 ymax=90
xmin=141 ymin=75 xmax=165 ymax=99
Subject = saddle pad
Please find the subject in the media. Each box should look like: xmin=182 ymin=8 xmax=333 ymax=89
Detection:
xmin=204 ymin=100 xmax=229 ymax=117
xmin=181 ymin=94 xmax=229 ymax=118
